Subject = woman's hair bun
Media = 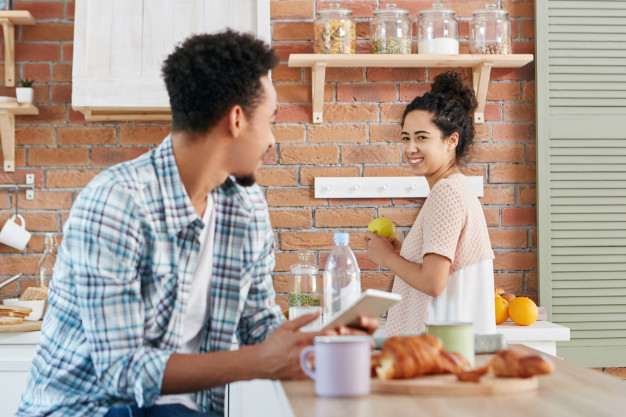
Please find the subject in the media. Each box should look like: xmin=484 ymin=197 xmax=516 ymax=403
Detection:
xmin=430 ymin=71 xmax=478 ymax=115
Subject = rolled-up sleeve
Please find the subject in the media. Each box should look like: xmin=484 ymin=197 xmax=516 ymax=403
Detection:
xmin=70 ymin=182 xmax=171 ymax=407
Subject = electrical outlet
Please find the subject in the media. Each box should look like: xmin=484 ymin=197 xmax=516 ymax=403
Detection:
xmin=26 ymin=174 xmax=35 ymax=184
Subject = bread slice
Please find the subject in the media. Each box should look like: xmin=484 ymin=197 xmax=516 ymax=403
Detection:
xmin=0 ymin=304 xmax=32 ymax=314
xmin=0 ymin=311 xmax=28 ymax=318
xmin=0 ymin=316 xmax=23 ymax=325
xmin=20 ymin=286 xmax=48 ymax=301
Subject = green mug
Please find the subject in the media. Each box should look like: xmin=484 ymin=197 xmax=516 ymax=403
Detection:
xmin=426 ymin=322 xmax=475 ymax=367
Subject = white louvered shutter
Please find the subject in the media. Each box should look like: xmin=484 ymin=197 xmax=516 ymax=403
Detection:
xmin=536 ymin=0 xmax=626 ymax=366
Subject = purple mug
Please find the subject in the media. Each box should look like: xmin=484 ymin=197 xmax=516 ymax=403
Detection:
xmin=299 ymin=335 xmax=371 ymax=397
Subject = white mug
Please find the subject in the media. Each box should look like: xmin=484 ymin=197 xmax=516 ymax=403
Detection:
xmin=0 ymin=214 xmax=31 ymax=251
xmin=300 ymin=335 xmax=371 ymax=397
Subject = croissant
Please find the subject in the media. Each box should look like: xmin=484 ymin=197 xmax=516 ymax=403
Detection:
xmin=456 ymin=349 xmax=555 ymax=382
xmin=375 ymin=334 xmax=470 ymax=380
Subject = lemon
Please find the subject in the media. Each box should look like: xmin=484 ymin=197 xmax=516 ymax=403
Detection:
xmin=367 ymin=217 xmax=396 ymax=241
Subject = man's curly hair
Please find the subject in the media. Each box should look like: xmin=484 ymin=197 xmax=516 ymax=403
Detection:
xmin=162 ymin=30 xmax=279 ymax=135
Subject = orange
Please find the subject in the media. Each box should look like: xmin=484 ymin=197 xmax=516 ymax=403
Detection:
xmin=502 ymin=293 xmax=516 ymax=303
xmin=508 ymin=297 xmax=538 ymax=326
xmin=494 ymin=296 xmax=509 ymax=325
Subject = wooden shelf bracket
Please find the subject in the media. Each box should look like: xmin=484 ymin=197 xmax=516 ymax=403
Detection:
xmin=0 ymin=102 xmax=39 ymax=172
xmin=311 ymin=62 xmax=326 ymax=123
xmin=0 ymin=11 xmax=35 ymax=87
xmin=472 ymin=62 xmax=493 ymax=124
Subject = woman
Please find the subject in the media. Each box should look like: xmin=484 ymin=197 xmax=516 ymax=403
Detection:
xmin=365 ymin=71 xmax=496 ymax=336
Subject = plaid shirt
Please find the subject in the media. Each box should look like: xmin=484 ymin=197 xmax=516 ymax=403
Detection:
xmin=17 ymin=135 xmax=284 ymax=416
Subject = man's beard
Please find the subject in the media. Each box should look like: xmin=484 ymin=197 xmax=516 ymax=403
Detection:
xmin=235 ymin=175 xmax=256 ymax=187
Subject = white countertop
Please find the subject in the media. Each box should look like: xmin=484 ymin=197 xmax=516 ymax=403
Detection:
xmin=496 ymin=320 xmax=570 ymax=342
xmin=0 ymin=331 xmax=41 ymax=345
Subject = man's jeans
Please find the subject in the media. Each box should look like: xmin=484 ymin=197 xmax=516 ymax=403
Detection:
xmin=105 ymin=403 xmax=221 ymax=417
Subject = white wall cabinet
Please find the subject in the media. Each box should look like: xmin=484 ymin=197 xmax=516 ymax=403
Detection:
xmin=72 ymin=0 xmax=270 ymax=121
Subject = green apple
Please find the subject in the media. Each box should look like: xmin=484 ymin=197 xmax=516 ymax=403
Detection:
xmin=367 ymin=217 xmax=396 ymax=241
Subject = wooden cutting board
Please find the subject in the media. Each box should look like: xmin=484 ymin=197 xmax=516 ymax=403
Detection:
xmin=0 ymin=320 xmax=42 ymax=333
xmin=371 ymin=374 xmax=538 ymax=395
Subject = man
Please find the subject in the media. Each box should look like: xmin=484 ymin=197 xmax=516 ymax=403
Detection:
xmin=17 ymin=31 xmax=376 ymax=417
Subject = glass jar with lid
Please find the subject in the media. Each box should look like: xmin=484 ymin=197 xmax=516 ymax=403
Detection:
xmin=314 ymin=3 xmax=356 ymax=54
xmin=288 ymin=250 xmax=323 ymax=330
xmin=470 ymin=4 xmax=512 ymax=54
xmin=416 ymin=1 xmax=459 ymax=54
xmin=370 ymin=4 xmax=412 ymax=54
xmin=417 ymin=1 xmax=459 ymax=55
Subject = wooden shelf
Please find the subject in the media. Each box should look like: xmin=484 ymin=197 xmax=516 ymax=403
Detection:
xmin=0 ymin=11 xmax=35 ymax=87
xmin=0 ymin=101 xmax=38 ymax=172
xmin=72 ymin=106 xmax=172 ymax=122
xmin=287 ymin=54 xmax=534 ymax=124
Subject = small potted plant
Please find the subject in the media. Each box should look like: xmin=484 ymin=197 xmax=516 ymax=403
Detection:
xmin=16 ymin=78 xmax=34 ymax=103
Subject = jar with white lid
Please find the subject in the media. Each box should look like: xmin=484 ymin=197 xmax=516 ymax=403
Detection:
xmin=314 ymin=3 xmax=356 ymax=54
xmin=470 ymin=4 xmax=512 ymax=54
xmin=416 ymin=1 xmax=459 ymax=54
xmin=370 ymin=4 xmax=412 ymax=54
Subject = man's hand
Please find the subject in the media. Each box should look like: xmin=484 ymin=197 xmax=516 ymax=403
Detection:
xmin=255 ymin=312 xmax=324 ymax=380
xmin=325 ymin=315 xmax=379 ymax=337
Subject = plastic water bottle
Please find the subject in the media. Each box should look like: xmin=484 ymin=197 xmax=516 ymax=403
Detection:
xmin=323 ymin=233 xmax=361 ymax=323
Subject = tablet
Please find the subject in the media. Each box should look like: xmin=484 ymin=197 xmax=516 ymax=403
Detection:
xmin=322 ymin=289 xmax=402 ymax=331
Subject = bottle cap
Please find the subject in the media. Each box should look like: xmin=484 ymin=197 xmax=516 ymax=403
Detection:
xmin=334 ymin=233 xmax=350 ymax=244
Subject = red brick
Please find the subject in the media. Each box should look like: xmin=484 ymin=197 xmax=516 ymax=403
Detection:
xmin=341 ymin=144 xmax=401 ymax=164
xmin=369 ymin=124 xmax=401 ymax=143
xmin=270 ymin=1 xmax=314 ymax=19
xmin=272 ymin=65 xmax=302 ymax=83
xmin=502 ymin=207 xmax=536 ymax=226
xmin=274 ymin=252 xmax=304 ymax=272
xmin=14 ymin=2 xmax=64 ymax=20
xmin=91 ymin=147 xmax=151 ymax=166
xmin=52 ymin=84 xmax=72 ymax=103
xmin=279 ymin=145 xmax=338 ymax=164
xmin=363 ymin=166 xmax=413 ymax=177
xmin=520 ymin=19 xmax=535 ymax=39
xmin=337 ymin=84 xmax=397 ymax=102
xmin=526 ymin=144 xmax=536 ymax=163
xmin=18 ymin=105 xmax=66 ymax=124
xmin=20 ymin=213 xmax=58 ymax=232
xmin=272 ymin=43 xmax=312 ymax=62
xmin=481 ymin=186 xmax=515 ymax=205
xmin=329 ymin=197 xmax=389 ymax=207
xmin=489 ymin=165 xmax=536 ymax=184
xmin=399 ymin=83 xmax=431 ymax=101
xmin=0 ymin=191 xmax=9 ymax=209
xmin=487 ymin=82 xmax=521 ymax=101
xmin=0 ymin=255 xmax=39 ymax=276
xmin=29 ymin=148 xmax=89 ymax=167
xmin=58 ymin=126 xmax=116 ymax=146
xmin=518 ymin=186 xmax=536 ymax=205
xmin=469 ymin=144 xmax=525 ymax=164
xmin=461 ymin=165 xmax=487 ymax=178
xmin=491 ymin=63 xmax=535 ymax=82
xmin=504 ymin=103 xmax=535 ymax=122
xmin=380 ymin=104 xmax=405 ymax=123
xmin=522 ymin=82 xmax=535 ymax=101
xmin=15 ymin=126 xmax=54 ymax=146
xmin=530 ymin=230 xmax=537 ymax=249
xmin=266 ymin=189 xmax=325 ymax=207
xmin=32 ymin=84 xmax=50 ymax=103
xmin=46 ymin=168 xmax=103 ymax=188
xmin=361 ymin=272 xmax=394 ymax=291
xmin=281 ymin=231 xmax=366 ymax=251
xmin=318 ymin=1 xmax=376 ymax=18
xmin=475 ymin=123 xmax=491 ymax=142
xmin=68 ymin=108 xmax=87 ymax=124
xmin=0 ymin=170 xmax=44 ymax=188
xmin=66 ymin=1 xmax=75 ymax=20
xmin=273 ymin=22 xmax=313 ymax=41
xmin=323 ymin=104 xmax=378 ymax=123
xmin=275 ymin=83 xmax=332 ymax=103
xmin=494 ymin=251 xmax=537 ymax=271
xmin=493 ymin=123 xmax=536 ymax=143
xmin=378 ymin=207 xmax=420 ymax=227
xmin=300 ymin=166 xmax=360 ymax=186
xmin=262 ymin=147 xmax=277 ymax=165
xmin=22 ymin=22 xmax=74 ymax=42
xmin=391 ymin=197 xmax=425 ymax=206
xmin=318 ymin=251 xmax=378 ymax=271
xmin=495 ymin=273 xmax=524 ymax=292
xmin=369 ymin=67 xmax=427 ymax=84
xmin=484 ymin=102 xmax=502 ymax=122
xmin=22 ymin=63 xmax=50 ymax=82
xmin=489 ymin=229 xmax=528 ymax=249
xmin=356 ymin=22 xmax=370 ymax=40
xmin=315 ymin=208 xmax=375 ymax=227
xmin=269 ymin=209 xmax=313 ymax=229
xmin=324 ymin=68 xmax=365 ymax=83
xmin=276 ymin=104 xmax=311 ymax=123
xmin=484 ymin=208 xmax=500 ymax=227
xmin=307 ymin=124 xmax=367 ymax=143
xmin=256 ymin=167 xmax=298 ymax=186
xmin=120 ymin=126 xmax=170 ymax=145
xmin=15 ymin=43 xmax=61 ymax=62
xmin=62 ymin=43 xmax=73 ymax=62
xmin=273 ymin=125 xmax=305 ymax=143
xmin=18 ymin=190 xmax=73 ymax=210
xmin=526 ymin=272 xmax=538 ymax=291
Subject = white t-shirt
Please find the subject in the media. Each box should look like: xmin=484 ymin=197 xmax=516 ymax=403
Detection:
xmin=157 ymin=195 xmax=216 ymax=410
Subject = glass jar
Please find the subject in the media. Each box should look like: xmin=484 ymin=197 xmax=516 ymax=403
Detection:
xmin=288 ymin=251 xmax=323 ymax=330
xmin=470 ymin=4 xmax=512 ymax=54
xmin=314 ymin=3 xmax=356 ymax=54
xmin=416 ymin=2 xmax=459 ymax=54
xmin=370 ymin=4 xmax=412 ymax=54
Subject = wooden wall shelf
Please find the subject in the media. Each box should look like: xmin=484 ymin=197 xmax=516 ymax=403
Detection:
xmin=0 ymin=11 xmax=35 ymax=87
xmin=287 ymin=54 xmax=534 ymax=124
xmin=0 ymin=102 xmax=38 ymax=172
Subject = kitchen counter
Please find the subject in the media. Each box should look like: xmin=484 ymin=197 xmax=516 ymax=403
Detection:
xmin=496 ymin=320 xmax=570 ymax=356
xmin=0 ymin=329 xmax=41 ymax=417
xmin=279 ymin=344 xmax=626 ymax=417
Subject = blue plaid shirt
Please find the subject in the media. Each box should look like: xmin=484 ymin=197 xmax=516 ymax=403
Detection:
xmin=17 ymin=135 xmax=284 ymax=416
